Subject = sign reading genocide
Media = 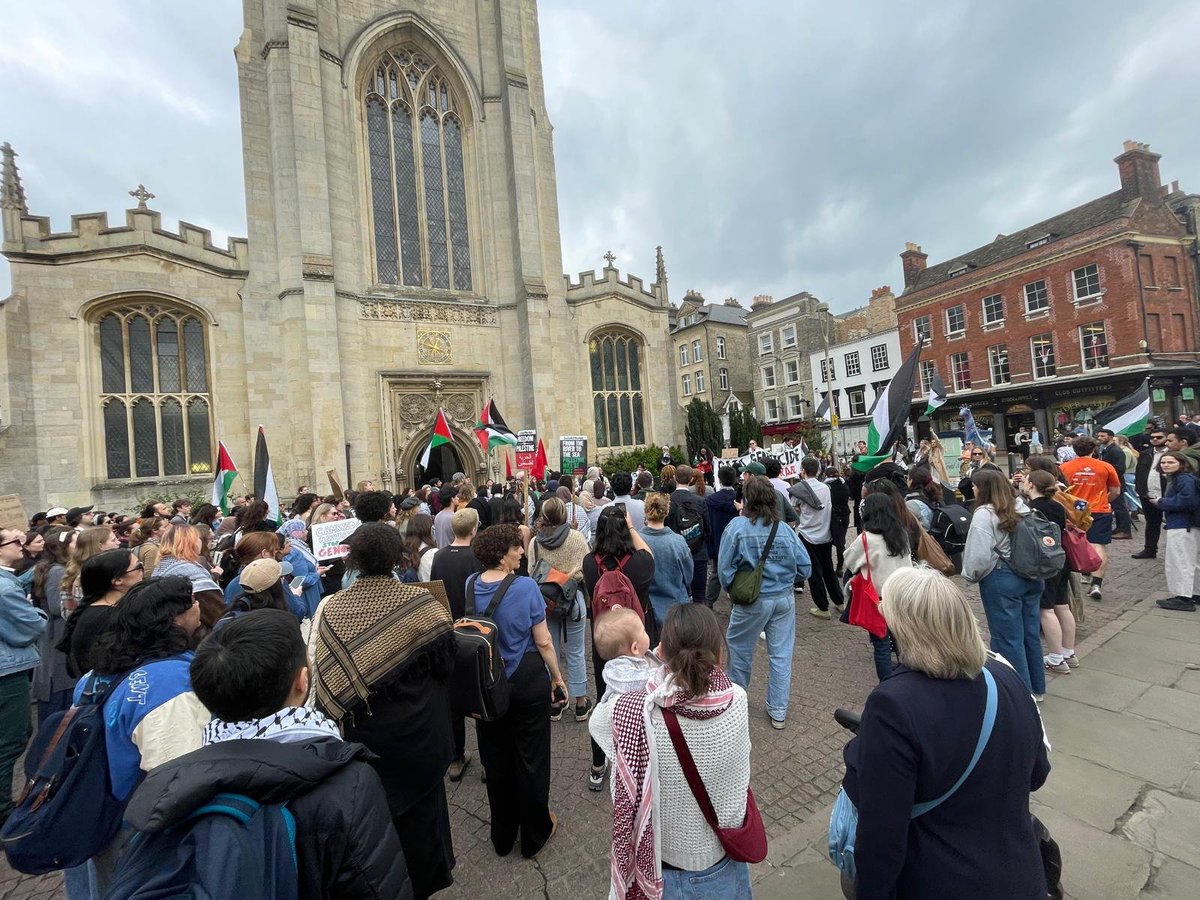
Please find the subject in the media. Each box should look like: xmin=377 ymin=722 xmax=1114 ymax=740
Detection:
xmin=732 ymin=445 xmax=810 ymax=479
xmin=311 ymin=517 xmax=362 ymax=561
xmin=560 ymin=436 xmax=587 ymax=475
xmin=0 ymin=494 xmax=27 ymax=532
xmin=515 ymin=429 xmax=538 ymax=472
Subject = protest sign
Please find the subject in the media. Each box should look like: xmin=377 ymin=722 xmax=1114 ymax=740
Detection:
xmin=326 ymin=469 xmax=345 ymax=501
xmin=311 ymin=517 xmax=361 ymax=561
xmin=515 ymin=429 xmax=538 ymax=471
xmin=732 ymin=445 xmax=810 ymax=479
xmin=559 ymin=436 xmax=587 ymax=475
xmin=0 ymin=494 xmax=27 ymax=531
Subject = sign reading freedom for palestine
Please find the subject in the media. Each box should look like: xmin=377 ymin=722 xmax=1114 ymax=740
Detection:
xmin=311 ymin=517 xmax=362 ymax=561
xmin=515 ymin=429 xmax=538 ymax=471
xmin=560 ymin=436 xmax=587 ymax=475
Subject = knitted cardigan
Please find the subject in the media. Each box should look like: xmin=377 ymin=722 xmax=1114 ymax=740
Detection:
xmin=590 ymin=683 xmax=750 ymax=873
xmin=527 ymin=529 xmax=589 ymax=582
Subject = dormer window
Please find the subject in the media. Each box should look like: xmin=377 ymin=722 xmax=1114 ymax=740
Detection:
xmin=947 ymin=262 xmax=975 ymax=278
xmin=1025 ymin=234 xmax=1053 ymax=250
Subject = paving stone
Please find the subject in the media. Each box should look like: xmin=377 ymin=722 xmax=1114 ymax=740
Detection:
xmin=1122 ymin=789 xmax=1200 ymax=871
xmin=1032 ymin=802 xmax=1151 ymax=900
xmin=1035 ymin=752 xmax=1145 ymax=832
xmin=1081 ymin=643 xmax=1190 ymax=687
xmin=1044 ymin=666 xmax=1152 ymax=713
xmin=1125 ymin=614 xmax=1200 ymax=646
xmin=1137 ymin=856 xmax=1200 ymax=897
xmin=1170 ymin=669 xmax=1200 ymax=696
xmin=1126 ymin=685 xmax=1200 ymax=735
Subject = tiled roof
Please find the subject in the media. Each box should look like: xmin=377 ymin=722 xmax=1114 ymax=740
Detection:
xmin=905 ymin=191 xmax=1138 ymax=295
xmin=672 ymin=302 xmax=748 ymax=332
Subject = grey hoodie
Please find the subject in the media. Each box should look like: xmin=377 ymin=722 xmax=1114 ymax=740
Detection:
xmin=962 ymin=497 xmax=1031 ymax=583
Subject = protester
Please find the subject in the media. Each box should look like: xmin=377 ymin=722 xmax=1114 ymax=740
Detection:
xmin=843 ymin=493 xmax=914 ymax=682
xmin=792 ymin=457 xmax=844 ymax=619
xmin=590 ymin=604 xmax=752 ymax=899
xmin=61 ymin=548 xmax=145 ymax=678
xmin=1153 ymin=452 xmax=1200 ymax=611
xmin=312 ymin=523 xmax=457 ymax=899
xmin=218 ymin=558 xmax=291 ymax=624
xmin=189 ymin=502 xmax=221 ymax=533
xmin=468 ymin=484 xmax=493 ymax=532
xmin=704 ymin=465 xmax=740 ymax=605
xmin=608 ymin=471 xmax=645 ymax=532
xmin=498 ymin=495 xmax=532 ymax=576
xmin=1060 ymin=436 xmax=1121 ymax=601
xmin=62 ymin=524 xmax=120 ymax=604
xmin=29 ymin=525 xmax=76 ymax=723
xmin=904 ymin=466 xmax=942 ymax=530
xmin=962 ymin=469 xmax=1046 ymax=699
xmin=1133 ymin=425 xmax=1170 ymax=560
xmin=1095 ymin=427 xmax=1132 ymax=539
xmin=0 ymin=527 xmax=49 ymax=828
xmin=278 ymin=519 xmax=324 ymax=616
xmin=129 ymin=516 xmax=168 ymax=572
xmin=555 ymin=483 xmax=592 ymax=541
xmin=639 ymin=492 xmax=694 ymax=632
xmin=529 ymin=497 xmax=592 ymax=723
xmin=119 ymin=609 xmax=413 ymax=899
xmin=718 ymin=475 xmax=811 ymax=729
xmin=152 ymin=525 xmax=226 ymax=630
xmin=305 ymin=502 xmax=346 ymax=593
xmin=430 ymin=508 xmax=484 ymax=781
xmin=435 ymin=483 xmax=472 ymax=549
xmin=401 ymin=513 xmax=437 ymax=582
xmin=826 ymin=465 xmax=852 ymax=572
xmin=222 ymin=531 xmax=288 ymax=604
xmin=1022 ymin=470 xmax=1077 ymax=673
xmin=582 ymin=506 xmax=655 ymax=791
xmin=468 ymin=524 xmax=566 ymax=859
xmin=15 ymin=529 xmax=44 ymax=590
xmin=842 ymin=567 xmax=1049 ymax=899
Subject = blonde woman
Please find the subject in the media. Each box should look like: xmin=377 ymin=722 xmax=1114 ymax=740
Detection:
xmin=842 ymin=568 xmax=1049 ymax=899
xmin=927 ymin=434 xmax=955 ymax=490
xmin=61 ymin=524 xmax=120 ymax=608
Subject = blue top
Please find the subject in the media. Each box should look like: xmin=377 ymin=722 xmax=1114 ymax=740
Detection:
xmin=0 ymin=568 xmax=47 ymax=678
xmin=469 ymin=574 xmax=545 ymax=678
xmin=637 ymin=526 xmax=694 ymax=625
xmin=283 ymin=546 xmax=322 ymax=617
xmin=717 ymin=515 xmax=812 ymax=596
xmin=1158 ymin=473 xmax=1200 ymax=530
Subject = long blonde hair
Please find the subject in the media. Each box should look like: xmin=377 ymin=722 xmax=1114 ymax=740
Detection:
xmin=972 ymin=469 xmax=1020 ymax=533
xmin=62 ymin=525 xmax=115 ymax=595
xmin=880 ymin=567 xmax=987 ymax=680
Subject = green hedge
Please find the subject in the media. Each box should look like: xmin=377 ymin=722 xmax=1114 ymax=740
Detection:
xmin=599 ymin=444 xmax=686 ymax=477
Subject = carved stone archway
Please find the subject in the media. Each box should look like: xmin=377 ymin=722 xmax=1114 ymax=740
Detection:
xmin=380 ymin=372 xmax=488 ymax=489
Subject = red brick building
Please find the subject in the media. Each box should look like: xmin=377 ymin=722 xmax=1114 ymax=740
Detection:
xmin=894 ymin=141 xmax=1200 ymax=449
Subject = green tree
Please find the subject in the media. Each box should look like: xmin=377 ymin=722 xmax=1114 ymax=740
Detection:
xmin=729 ymin=406 xmax=763 ymax=454
xmin=684 ymin=399 xmax=724 ymax=462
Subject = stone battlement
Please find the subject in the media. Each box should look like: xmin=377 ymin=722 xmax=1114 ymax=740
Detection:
xmin=563 ymin=266 xmax=666 ymax=306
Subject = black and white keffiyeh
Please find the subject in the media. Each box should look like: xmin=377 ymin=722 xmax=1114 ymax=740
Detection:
xmin=203 ymin=705 xmax=343 ymax=746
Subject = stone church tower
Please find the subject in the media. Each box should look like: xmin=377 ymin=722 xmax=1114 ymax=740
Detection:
xmin=0 ymin=1 xmax=674 ymax=509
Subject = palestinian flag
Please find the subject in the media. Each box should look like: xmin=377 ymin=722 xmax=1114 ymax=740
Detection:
xmin=420 ymin=408 xmax=453 ymax=469
xmin=253 ymin=426 xmax=281 ymax=524
xmin=815 ymin=394 xmax=831 ymax=422
xmin=1097 ymin=379 xmax=1151 ymax=437
xmin=210 ymin=441 xmax=238 ymax=515
xmin=925 ymin=367 xmax=948 ymax=416
xmin=475 ymin=399 xmax=518 ymax=453
xmin=853 ymin=343 xmax=923 ymax=473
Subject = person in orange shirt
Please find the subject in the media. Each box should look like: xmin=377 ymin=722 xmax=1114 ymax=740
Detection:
xmin=1060 ymin=436 xmax=1121 ymax=600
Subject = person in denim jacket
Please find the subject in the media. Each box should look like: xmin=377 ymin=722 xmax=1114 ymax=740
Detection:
xmin=718 ymin=476 xmax=811 ymax=729
xmin=0 ymin=527 xmax=49 ymax=825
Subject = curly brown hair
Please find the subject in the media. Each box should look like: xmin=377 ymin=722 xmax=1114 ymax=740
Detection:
xmin=472 ymin=524 xmax=523 ymax=569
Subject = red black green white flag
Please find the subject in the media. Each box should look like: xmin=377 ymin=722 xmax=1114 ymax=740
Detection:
xmin=1096 ymin=379 xmax=1151 ymax=437
xmin=420 ymin=408 xmax=454 ymax=469
xmin=210 ymin=441 xmax=238 ymax=515
xmin=253 ymin=426 xmax=281 ymax=524
xmin=853 ymin=342 xmax=923 ymax=472
xmin=475 ymin=399 xmax=518 ymax=453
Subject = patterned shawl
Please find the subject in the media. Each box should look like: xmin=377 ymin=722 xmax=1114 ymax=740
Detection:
xmin=609 ymin=664 xmax=736 ymax=900
xmin=313 ymin=576 xmax=454 ymax=722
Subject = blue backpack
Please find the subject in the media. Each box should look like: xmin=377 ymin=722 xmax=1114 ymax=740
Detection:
xmin=0 ymin=674 xmax=127 ymax=874
xmin=107 ymin=792 xmax=299 ymax=900
xmin=828 ymin=666 xmax=997 ymax=883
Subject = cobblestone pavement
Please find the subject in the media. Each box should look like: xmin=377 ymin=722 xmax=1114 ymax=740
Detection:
xmin=2 ymin=535 xmax=1161 ymax=899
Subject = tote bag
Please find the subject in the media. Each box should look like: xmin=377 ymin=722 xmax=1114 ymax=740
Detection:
xmin=1062 ymin=525 xmax=1101 ymax=574
xmin=847 ymin=533 xmax=887 ymax=639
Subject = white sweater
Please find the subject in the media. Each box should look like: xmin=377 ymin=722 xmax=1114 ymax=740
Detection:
xmin=589 ymin=684 xmax=751 ymax=873
xmin=843 ymin=530 xmax=913 ymax=593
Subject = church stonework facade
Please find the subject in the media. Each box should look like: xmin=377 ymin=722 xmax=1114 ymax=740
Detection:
xmin=0 ymin=1 xmax=676 ymax=510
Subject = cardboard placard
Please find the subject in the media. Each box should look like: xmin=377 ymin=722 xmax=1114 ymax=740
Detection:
xmin=0 ymin=494 xmax=27 ymax=532
xmin=326 ymin=469 xmax=345 ymax=502
xmin=559 ymin=435 xmax=587 ymax=475
xmin=719 ymin=448 xmax=741 ymax=459
xmin=310 ymin=517 xmax=362 ymax=561
xmin=515 ymin=429 xmax=538 ymax=472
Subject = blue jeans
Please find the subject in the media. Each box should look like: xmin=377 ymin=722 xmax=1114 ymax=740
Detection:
xmin=548 ymin=591 xmax=588 ymax=699
xmin=726 ymin=590 xmax=796 ymax=721
xmin=663 ymin=856 xmax=752 ymax=899
xmin=979 ymin=562 xmax=1046 ymax=694
xmin=870 ymin=632 xmax=893 ymax=682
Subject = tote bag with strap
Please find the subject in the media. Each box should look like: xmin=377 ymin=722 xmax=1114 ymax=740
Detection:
xmin=847 ymin=533 xmax=887 ymax=639
xmin=915 ymin=525 xmax=955 ymax=576
xmin=728 ymin=521 xmax=779 ymax=606
xmin=1062 ymin=524 xmax=1101 ymax=574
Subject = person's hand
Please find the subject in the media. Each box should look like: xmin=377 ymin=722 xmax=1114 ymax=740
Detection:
xmin=625 ymin=512 xmax=635 ymax=531
xmin=318 ymin=565 xmax=331 ymax=575
xmin=211 ymin=566 xmax=223 ymax=577
xmin=291 ymin=582 xmax=305 ymax=596
xmin=550 ymin=675 xmax=568 ymax=705
xmin=734 ymin=499 xmax=743 ymax=512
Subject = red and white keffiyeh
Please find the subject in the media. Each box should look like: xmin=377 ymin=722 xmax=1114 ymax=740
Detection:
xmin=609 ymin=663 xmax=736 ymax=899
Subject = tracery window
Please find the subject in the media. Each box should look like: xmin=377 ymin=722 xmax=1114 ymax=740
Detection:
xmin=589 ymin=330 xmax=646 ymax=449
xmin=365 ymin=47 xmax=471 ymax=291
xmin=96 ymin=305 xmax=213 ymax=481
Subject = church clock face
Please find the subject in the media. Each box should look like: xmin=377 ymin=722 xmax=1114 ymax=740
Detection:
xmin=417 ymin=329 xmax=452 ymax=365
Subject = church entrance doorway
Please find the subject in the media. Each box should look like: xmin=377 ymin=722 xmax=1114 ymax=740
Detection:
xmin=415 ymin=441 xmax=466 ymax=487
xmin=380 ymin=373 xmax=489 ymax=493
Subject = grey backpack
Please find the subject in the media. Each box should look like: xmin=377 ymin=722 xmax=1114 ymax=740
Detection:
xmin=1009 ymin=511 xmax=1065 ymax=580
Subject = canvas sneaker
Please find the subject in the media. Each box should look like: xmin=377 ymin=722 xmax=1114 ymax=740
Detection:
xmin=1044 ymin=656 xmax=1071 ymax=675
xmin=809 ymin=607 xmax=831 ymax=620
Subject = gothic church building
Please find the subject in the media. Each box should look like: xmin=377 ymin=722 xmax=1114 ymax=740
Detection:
xmin=0 ymin=0 xmax=675 ymax=509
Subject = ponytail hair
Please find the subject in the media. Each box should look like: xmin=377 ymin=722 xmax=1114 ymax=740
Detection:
xmin=660 ymin=603 xmax=726 ymax=698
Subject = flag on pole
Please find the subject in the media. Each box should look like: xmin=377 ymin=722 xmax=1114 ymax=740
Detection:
xmin=1096 ymin=379 xmax=1151 ymax=437
xmin=815 ymin=394 xmax=831 ymax=422
xmin=531 ymin=439 xmax=548 ymax=479
xmin=474 ymin=399 xmax=518 ymax=453
xmin=253 ymin=426 xmax=281 ymax=524
xmin=925 ymin=368 xmax=948 ymax=416
xmin=419 ymin=408 xmax=454 ymax=469
xmin=504 ymin=448 xmax=513 ymax=481
xmin=852 ymin=343 xmax=923 ymax=472
xmin=210 ymin=441 xmax=238 ymax=515
xmin=960 ymin=406 xmax=987 ymax=449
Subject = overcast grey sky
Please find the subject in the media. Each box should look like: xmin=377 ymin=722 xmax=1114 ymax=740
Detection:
xmin=3 ymin=1 xmax=1198 ymax=312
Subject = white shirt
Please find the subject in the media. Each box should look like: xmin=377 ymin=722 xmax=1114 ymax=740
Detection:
xmin=613 ymin=494 xmax=646 ymax=532
xmin=794 ymin=477 xmax=832 ymax=544
xmin=1146 ymin=447 xmax=1167 ymax=501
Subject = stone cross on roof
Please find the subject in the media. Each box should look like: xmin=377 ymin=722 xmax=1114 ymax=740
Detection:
xmin=603 ymin=250 xmax=616 ymax=268
xmin=129 ymin=184 xmax=155 ymax=209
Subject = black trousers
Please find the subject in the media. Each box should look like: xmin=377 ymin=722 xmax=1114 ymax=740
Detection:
xmin=391 ymin=781 xmax=455 ymax=900
xmin=1140 ymin=496 xmax=1162 ymax=552
xmin=800 ymin=535 xmax=843 ymax=611
xmin=831 ymin=518 xmax=849 ymax=571
xmin=450 ymin=710 xmax=466 ymax=760
xmin=476 ymin=651 xmax=553 ymax=858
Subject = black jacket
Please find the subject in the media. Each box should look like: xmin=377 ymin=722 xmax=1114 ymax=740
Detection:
xmin=827 ymin=477 xmax=851 ymax=525
xmin=1098 ymin=442 xmax=1126 ymax=478
xmin=666 ymin=488 xmax=710 ymax=561
xmin=704 ymin=488 xmax=739 ymax=558
xmin=467 ymin=497 xmax=492 ymax=530
xmin=123 ymin=737 xmax=412 ymax=900
xmin=844 ymin=658 xmax=1049 ymax=900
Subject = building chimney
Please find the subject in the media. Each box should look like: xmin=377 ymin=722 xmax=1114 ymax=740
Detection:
xmin=723 ymin=296 xmax=742 ymax=307
xmin=1115 ymin=140 xmax=1162 ymax=202
xmin=751 ymin=294 xmax=773 ymax=308
xmin=900 ymin=242 xmax=927 ymax=288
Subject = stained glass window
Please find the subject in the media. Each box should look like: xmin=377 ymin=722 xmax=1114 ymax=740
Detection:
xmin=589 ymin=330 xmax=647 ymax=449
xmin=95 ymin=304 xmax=214 ymax=480
xmin=364 ymin=46 xmax=471 ymax=291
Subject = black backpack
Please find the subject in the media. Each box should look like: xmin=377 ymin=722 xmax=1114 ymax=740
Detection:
xmin=399 ymin=545 xmax=435 ymax=583
xmin=673 ymin=496 xmax=706 ymax=552
xmin=451 ymin=573 xmax=515 ymax=722
xmin=930 ymin=503 xmax=971 ymax=554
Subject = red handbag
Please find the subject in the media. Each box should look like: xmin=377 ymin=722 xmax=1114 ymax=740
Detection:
xmin=661 ymin=708 xmax=768 ymax=863
xmin=1062 ymin=525 xmax=1101 ymax=574
xmin=848 ymin=533 xmax=888 ymax=638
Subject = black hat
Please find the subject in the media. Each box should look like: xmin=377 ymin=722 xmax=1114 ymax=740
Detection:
xmin=399 ymin=496 xmax=421 ymax=511
xmin=67 ymin=505 xmax=94 ymax=518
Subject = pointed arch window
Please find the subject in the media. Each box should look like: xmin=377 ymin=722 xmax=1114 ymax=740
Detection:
xmin=365 ymin=47 xmax=472 ymax=291
xmin=589 ymin=330 xmax=646 ymax=449
xmin=94 ymin=304 xmax=214 ymax=481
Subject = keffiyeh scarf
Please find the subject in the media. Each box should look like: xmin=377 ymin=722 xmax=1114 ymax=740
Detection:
xmin=609 ymin=664 xmax=736 ymax=900
xmin=203 ymin=705 xmax=342 ymax=746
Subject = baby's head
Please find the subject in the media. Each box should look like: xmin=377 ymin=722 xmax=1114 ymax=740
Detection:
xmin=594 ymin=607 xmax=650 ymax=661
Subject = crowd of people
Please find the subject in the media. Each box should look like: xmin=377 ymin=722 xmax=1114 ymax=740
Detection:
xmin=2 ymin=414 xmax=1197 ymax=898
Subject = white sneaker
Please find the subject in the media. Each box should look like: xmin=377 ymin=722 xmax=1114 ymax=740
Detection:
xmin=1089 ymin=584 xmax=1102 ymax=600
xmin=1032 ymin=693 xmax=1045 ymax=703
xmin=809 ymin=607 xmax=831 ymax=620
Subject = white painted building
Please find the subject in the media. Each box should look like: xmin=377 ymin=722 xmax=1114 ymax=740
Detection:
xmin=809 ymin=327 xmax=902 ymax=458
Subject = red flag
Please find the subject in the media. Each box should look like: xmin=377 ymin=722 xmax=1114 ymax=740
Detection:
xmin=504 ymin=449 xmax=513 ymax=480
xmin=531 ymin=439 xmax=548 ymax=479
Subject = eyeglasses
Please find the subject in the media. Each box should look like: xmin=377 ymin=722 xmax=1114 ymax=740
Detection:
xmin=127 ymin=562 xmax=145 ymax=574
xmin=1151 ymin=435 xmax=1166 ymax=441
xmin=0 ymin=536 xmax=25 ymax=548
